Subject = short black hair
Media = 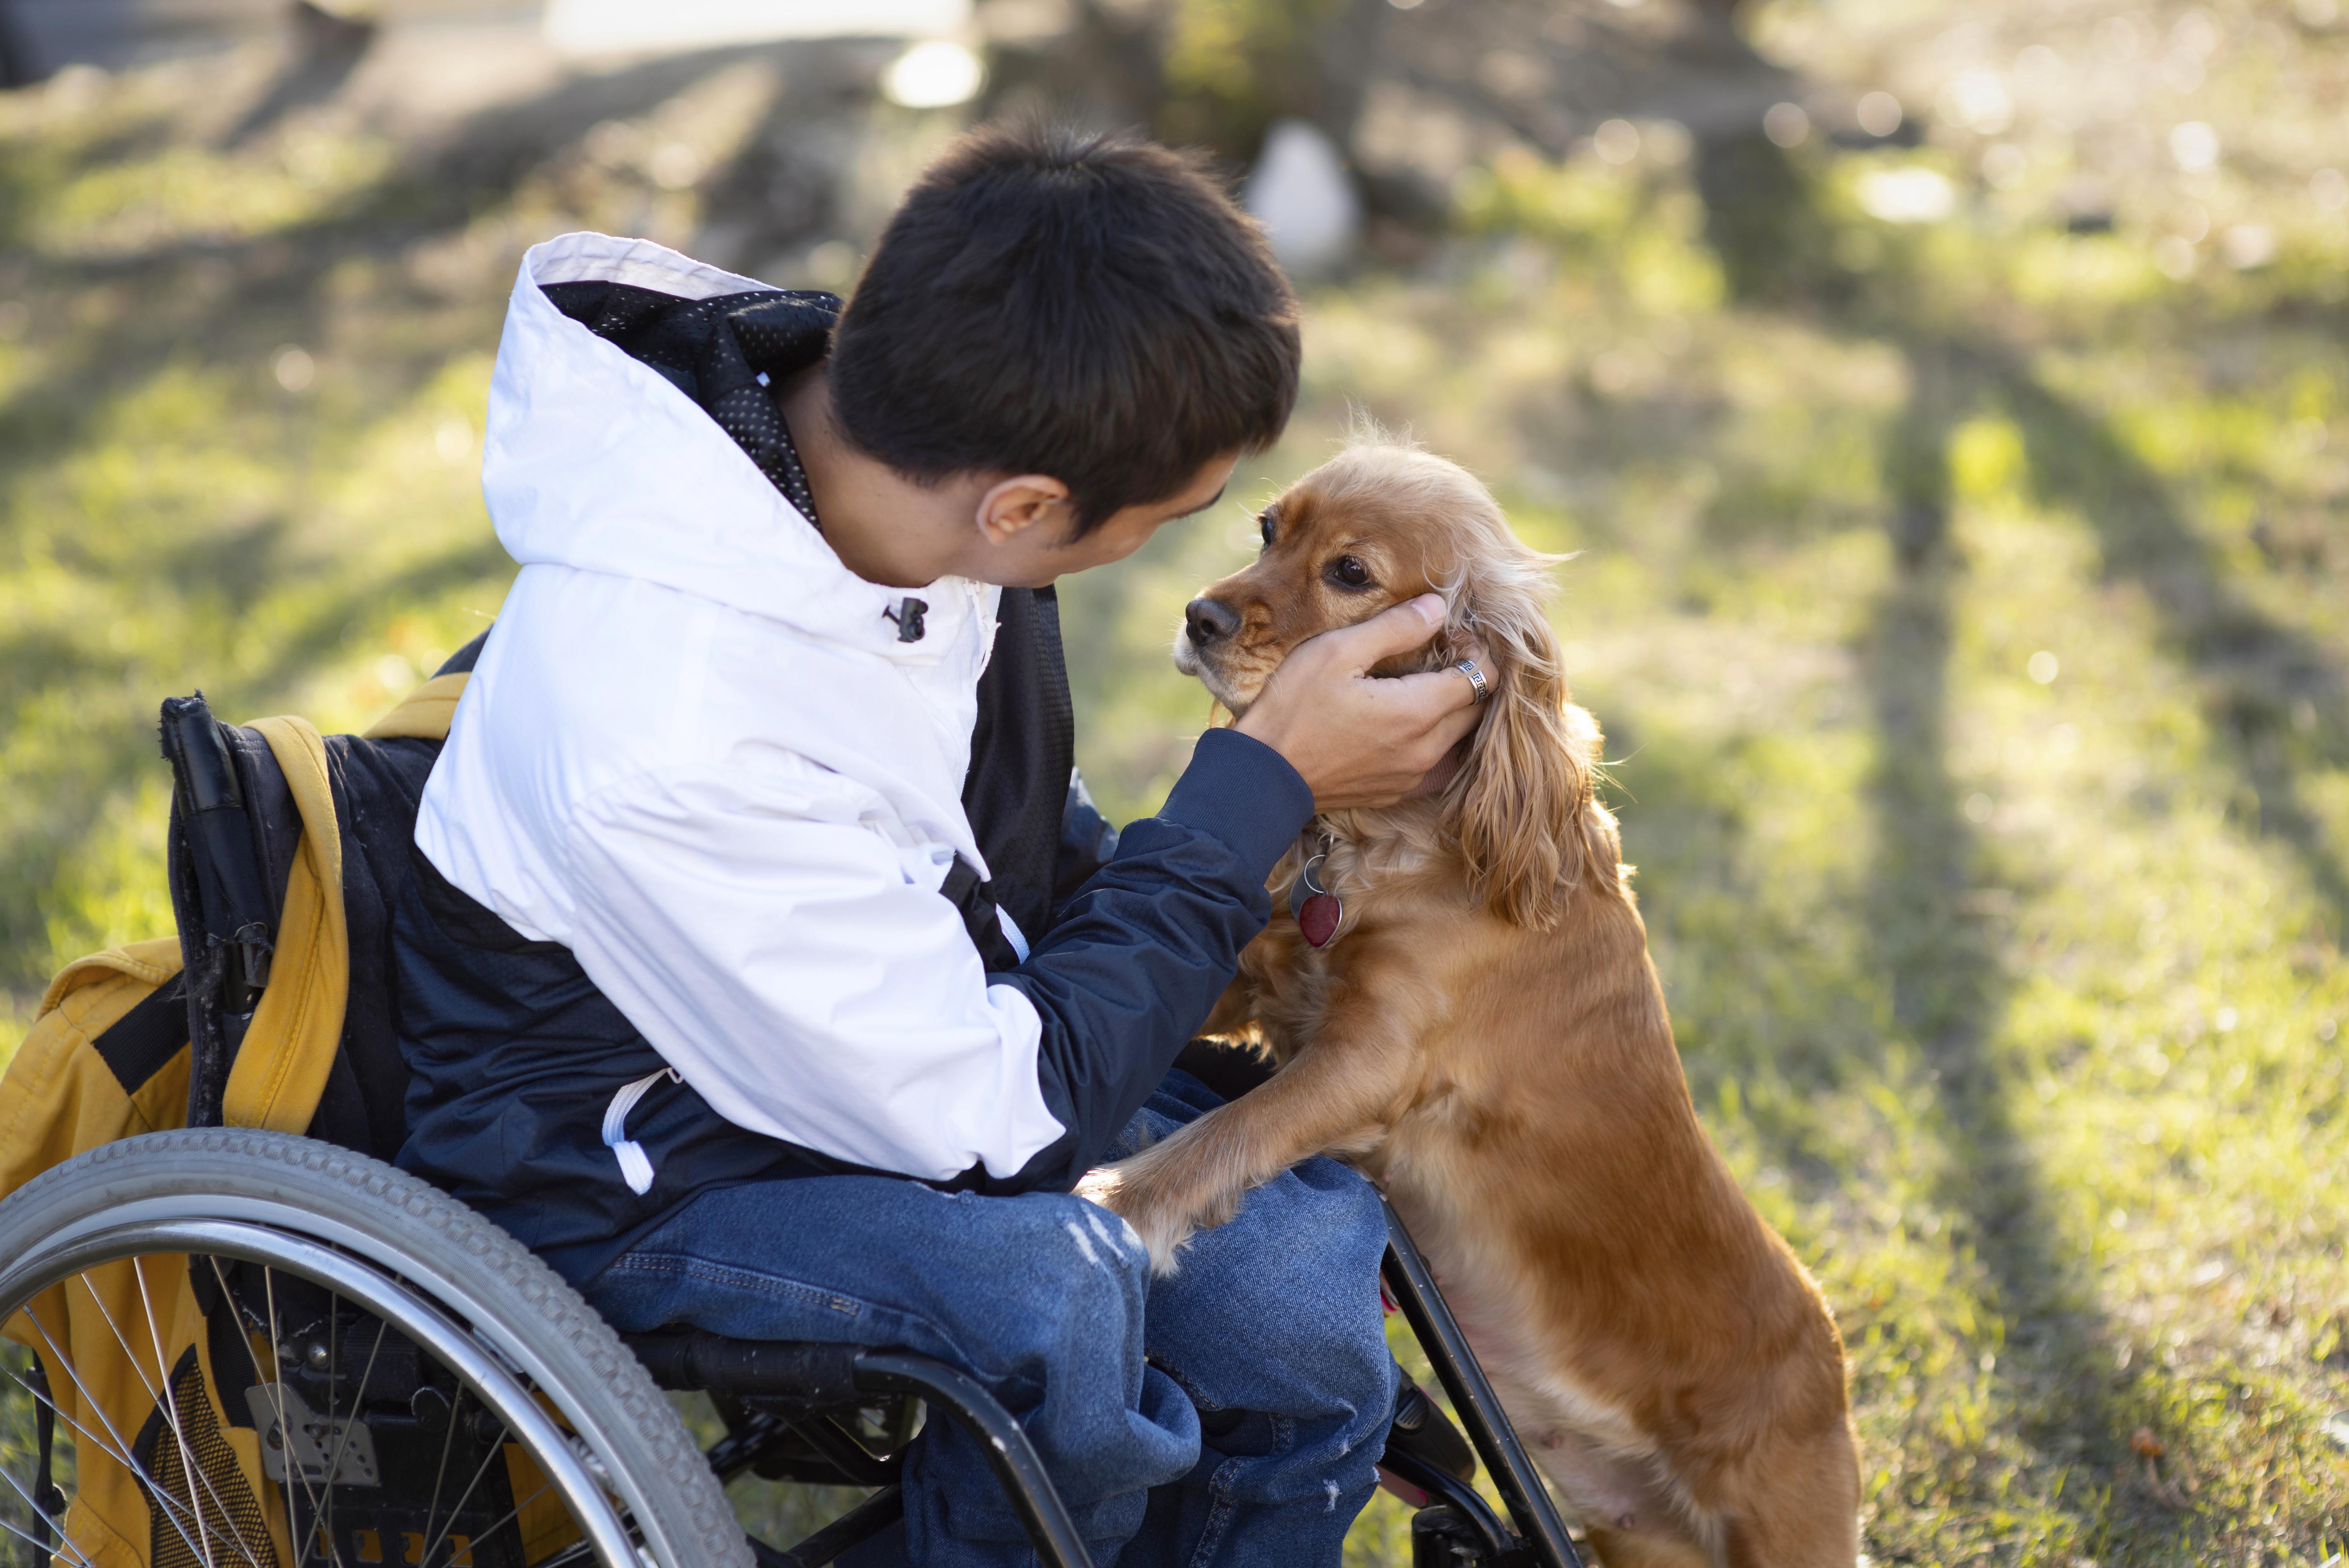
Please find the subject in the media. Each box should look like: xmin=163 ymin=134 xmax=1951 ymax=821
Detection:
xmin=827 ymin=121 xmax=1300 ymax=536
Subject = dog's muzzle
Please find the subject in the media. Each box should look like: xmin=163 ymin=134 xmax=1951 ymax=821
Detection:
xmin=1183 ymin=597 xmax=1241 ymax=647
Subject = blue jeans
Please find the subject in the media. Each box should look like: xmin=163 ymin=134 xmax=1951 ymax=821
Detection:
xmin=580 ymin=1070 xmax=1397 ymax=1567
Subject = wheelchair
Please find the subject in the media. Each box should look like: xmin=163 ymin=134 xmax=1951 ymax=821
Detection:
xmin=0 ymin=686 xmax=1584 ymax=1568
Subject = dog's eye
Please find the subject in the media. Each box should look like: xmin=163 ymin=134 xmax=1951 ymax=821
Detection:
xmin=1258 ymin=507 xmax=1277 ymax=550
xmin=1326 ymin=555 xmax=1374 ymax=590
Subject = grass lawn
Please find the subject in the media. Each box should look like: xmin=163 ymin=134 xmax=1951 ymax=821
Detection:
xmin=3 ymin=4 xmax=2347 ymax=1563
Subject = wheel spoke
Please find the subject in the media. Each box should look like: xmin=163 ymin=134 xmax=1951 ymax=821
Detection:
xmin=0 ymin=1445 xmax=100 ymax=1568
xmin=1 ymin=1347 xmax=155 ymax=1486
xmin=412 ymin=1416 xmax=510 ymax=1568
xmin=205 ymin=1254 xmax=313 ymax=1568
xmin=450 ymin=1475 xmax=555 ymax=1566
xmin=130 ymin=1256 xmax=223 ymax=1568
xmin=0 ymin=1491 xmax=100 ymax=1568
xmin=321 ymin=1287 xmax=339 ymax=1568
xmin=415 ymin=1383 xmax=463 ymax=1568
xmin=259 ymin=1265 xmax=339 ymax=1568
xmin=5 ymin=1307 xmax=224 ymax=1568
xmin=523 ymin=1538 xmax=597 ymax=1568
xmin=317 ymin=1317 xmax=387 ymax=1509
xmin=58 ymin=1261 xmax=260 ymax=1561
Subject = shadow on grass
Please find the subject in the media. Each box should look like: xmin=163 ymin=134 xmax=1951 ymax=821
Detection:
xmin=222 ymin=8 xmax=378 ymax=148
xmin=1866 ymin=343 xmax=2154 ymax=1541
xmin=0 ymin=41 xmax=823 ymax=474
xmin=1989 ymin=361 xmax=2349 ymax=943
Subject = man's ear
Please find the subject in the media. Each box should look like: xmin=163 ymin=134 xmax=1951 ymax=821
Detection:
xmin=976 ymin=475 xmax=1072 ymax=545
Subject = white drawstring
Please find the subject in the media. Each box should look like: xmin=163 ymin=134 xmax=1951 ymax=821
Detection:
xmin=995 ymin=905 xmax=1031 ymax=964
xmin=602 ymin=1068 xmax=681 ymax=1194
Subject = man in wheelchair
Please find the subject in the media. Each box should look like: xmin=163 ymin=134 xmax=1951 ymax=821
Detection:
xmin=389 ymin=123 xmax=1487 ymax=1567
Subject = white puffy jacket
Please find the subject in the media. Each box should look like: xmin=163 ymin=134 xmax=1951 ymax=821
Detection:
xmin=415 ymin=233 xmax=1065 ymax=1183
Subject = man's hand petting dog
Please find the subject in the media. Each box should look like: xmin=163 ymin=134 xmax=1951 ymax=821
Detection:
xmin=1234 ymin=593 xmax=1490 ymax=810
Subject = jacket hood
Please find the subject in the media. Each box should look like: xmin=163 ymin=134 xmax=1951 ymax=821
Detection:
xmin=482 ymin=231 xmax=989 ymax=664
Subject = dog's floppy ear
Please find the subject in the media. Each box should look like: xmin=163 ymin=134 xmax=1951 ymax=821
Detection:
xmin=1442 ymin=555 xmax=1598 ymax=929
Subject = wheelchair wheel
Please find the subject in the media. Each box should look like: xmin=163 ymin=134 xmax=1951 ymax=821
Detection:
xmin=0 ymin=1130 xmax=749 ymax=1568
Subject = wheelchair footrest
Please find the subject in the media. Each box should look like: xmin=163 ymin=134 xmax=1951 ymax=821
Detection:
xmin=623 ymin=1331 xmax=863 ymax=1407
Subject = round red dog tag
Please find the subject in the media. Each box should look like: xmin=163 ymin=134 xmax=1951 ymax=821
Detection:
xmin=1298 ymin=892 xmax=1342 ymax=947
xmin=1289 ymin=844 xmax=1344 ymax=948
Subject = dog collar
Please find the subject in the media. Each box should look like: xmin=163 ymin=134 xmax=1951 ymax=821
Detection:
xmin=1289 ymin=831 xmax=1342 ymax=947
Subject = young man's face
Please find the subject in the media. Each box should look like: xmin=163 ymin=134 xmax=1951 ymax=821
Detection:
xmin=987 ymin=452 xmax=1241 ymax=588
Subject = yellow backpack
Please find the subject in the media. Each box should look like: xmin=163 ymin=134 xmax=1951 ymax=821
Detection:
xmin=0 ymin=673 xmax=466 ymax=1568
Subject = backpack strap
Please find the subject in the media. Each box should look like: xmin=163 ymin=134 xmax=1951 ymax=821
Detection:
xmin=364 ymin=671 xmax=469 ymax=741
xmin=209 ymin=673 xmax=468 ymax=1133
xmin=219 ymin=716 xmax=349 ymax=1133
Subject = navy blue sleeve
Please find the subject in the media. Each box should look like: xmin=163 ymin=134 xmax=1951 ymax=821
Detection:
xmin=1050 ymin=769 xmax=1121 ymax=916
xmin=981 ymin=728 xmax=1313 ymax=1194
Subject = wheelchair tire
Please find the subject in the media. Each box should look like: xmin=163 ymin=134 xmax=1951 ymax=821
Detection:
xmin=0 ymin=1129 xmax=750 ymax=1568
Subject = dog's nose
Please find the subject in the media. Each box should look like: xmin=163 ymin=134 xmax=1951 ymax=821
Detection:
xmin=1184 ymin=598 xmax=1240 ymax=646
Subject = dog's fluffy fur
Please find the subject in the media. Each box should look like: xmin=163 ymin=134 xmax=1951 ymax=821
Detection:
xmin=1080 ymin=439 xmax=1860 ymax=1567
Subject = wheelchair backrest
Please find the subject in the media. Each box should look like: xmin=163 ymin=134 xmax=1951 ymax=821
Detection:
xmin=160 ymin=697 xmax=440 ymax=1160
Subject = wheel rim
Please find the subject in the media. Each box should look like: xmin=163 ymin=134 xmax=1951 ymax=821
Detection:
xmin=1 ymin=1216 xmax=643 ymax=1568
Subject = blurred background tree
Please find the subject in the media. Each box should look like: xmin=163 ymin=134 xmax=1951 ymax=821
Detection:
xmin=1 ymin=1 xmax=2346 ymax=1564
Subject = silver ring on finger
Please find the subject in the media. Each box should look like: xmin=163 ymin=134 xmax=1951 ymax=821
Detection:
xmin=1454 ymin=658 xmax=1492 ymax=702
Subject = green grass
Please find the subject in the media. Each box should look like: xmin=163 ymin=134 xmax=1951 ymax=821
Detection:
xmin=4 ymin=6 xmax=2349 ymax=1564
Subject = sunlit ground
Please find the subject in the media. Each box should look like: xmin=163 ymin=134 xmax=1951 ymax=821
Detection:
xmin=3 ymin=3 xmax=2347 ymax=1563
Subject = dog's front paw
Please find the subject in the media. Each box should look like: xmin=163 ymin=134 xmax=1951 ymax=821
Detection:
xmin=1076 ymin=1157 xmax=1226 ymax=1277
xmin=1073 ymin=1163 xmax=1128 ymax=1214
